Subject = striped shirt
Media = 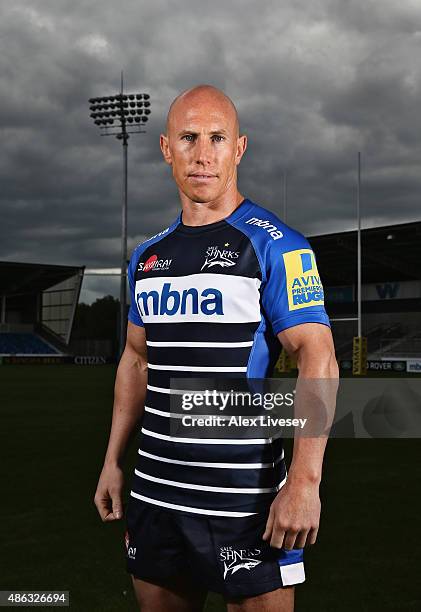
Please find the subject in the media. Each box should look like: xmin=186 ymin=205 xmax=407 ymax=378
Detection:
xmin=127 ymin=197 xmax=330 ymax=517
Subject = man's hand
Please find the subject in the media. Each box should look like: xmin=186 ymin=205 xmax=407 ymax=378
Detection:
xmin=93 ymin=322 xmax=148 ymax=523
xmin=94 ymin=463 xmax=124 ymax=522
xmin=262 ymin=479 xmax=320 ymax=550
xmin=263 ymin=322 xmax=337 ymax=550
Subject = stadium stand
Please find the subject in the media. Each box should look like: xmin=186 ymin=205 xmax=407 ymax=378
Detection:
xmin=308 ymin=220 xmax=421 ymax=364
xmin=0 ymin=261 xmax=84 ymax=357
xmin=0 ymin=332 xmax=59 ymax=355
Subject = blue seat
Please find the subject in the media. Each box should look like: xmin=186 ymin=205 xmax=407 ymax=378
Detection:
xmin=0 ymin=333 xmax=59 ymax=354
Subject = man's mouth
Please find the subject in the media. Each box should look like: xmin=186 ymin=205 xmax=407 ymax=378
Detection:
xmin=188 ymin=173 xmax=217 ymax=181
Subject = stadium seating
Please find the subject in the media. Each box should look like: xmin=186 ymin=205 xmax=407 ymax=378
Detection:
xmin=376 ymin=334 xmax=421 ymax=358
xmin=0 ymin=333 xmax=59 ymax=355
xmin=332 ymin=321 xmax=405 ymax=359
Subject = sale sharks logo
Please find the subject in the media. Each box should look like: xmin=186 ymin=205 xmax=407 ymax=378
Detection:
xmin=201 ymin=244 xmax=240 ymax=271
xmin=219 ymin=546 xmax=262 ymax=580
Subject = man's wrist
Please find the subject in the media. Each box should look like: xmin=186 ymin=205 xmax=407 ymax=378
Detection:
xmin=104 ymin=455 xmax=123 ymax=469
xmin=287 ymin=469 xmax=321 ymax=487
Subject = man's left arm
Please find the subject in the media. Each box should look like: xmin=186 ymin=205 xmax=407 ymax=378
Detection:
xmin=262 ymin=322 xmax=339 ymax=550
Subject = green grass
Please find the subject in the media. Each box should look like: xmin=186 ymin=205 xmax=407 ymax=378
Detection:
xmin=0 ymin=365 xmax=420 ymax=611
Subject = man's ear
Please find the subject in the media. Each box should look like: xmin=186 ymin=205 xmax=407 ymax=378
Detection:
xmin=160 ymin=133 xmax=172 ymax=165
xmin=235 ymin=134 xmax=247 ymax=166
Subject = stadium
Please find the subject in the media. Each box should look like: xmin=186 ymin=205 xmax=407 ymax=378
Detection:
xmin=2 ymin=219 xmax=420 ymax=372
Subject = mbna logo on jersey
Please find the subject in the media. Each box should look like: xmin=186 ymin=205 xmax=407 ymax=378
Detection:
xmin=283 ymin=249 xmax=324 ymax=311
xmin=136 ymin=282 xmax=223 ymax=317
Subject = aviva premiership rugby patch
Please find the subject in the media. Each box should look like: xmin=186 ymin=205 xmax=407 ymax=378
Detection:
xmin=283 ymin=249 xmax=324 ymax=311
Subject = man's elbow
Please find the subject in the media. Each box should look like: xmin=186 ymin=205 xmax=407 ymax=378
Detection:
xmin=120 ymin=342 xmax=148 ymax=374
xmin=297 ymin=343 xmax=339 ymax=378
xmin=327 ymin=349 xmax=339 ymax=379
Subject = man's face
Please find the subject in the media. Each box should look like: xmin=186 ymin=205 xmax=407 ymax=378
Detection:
xmin=160 ymin=96 xmax=247 ymax=203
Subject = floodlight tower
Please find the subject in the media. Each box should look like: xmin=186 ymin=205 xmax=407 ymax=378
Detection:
xmin=89 ymin=74 xmax=151 ymax=358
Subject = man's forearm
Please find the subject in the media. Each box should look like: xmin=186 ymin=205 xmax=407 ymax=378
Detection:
xmin=288 ymin=346 xmax=339 ymax=485
xmin=103 ymin=346 xmax=148 ymax=467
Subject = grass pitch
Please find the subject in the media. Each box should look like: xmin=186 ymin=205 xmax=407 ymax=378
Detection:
xmin=0 ymin=365 xmax=420 ymax=611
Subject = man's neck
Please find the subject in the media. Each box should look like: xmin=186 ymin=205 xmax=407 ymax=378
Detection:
xmin=179 ymin=191 xmax=246 ymax=227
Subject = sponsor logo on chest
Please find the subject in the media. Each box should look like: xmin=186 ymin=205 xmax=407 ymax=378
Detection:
xmin=138 ymin=254 xmax=172 ymax=272
xmin=201 ymin=243 xmax=240 ymax=271
xmin=137 ymin=282 xmax=223 ymax=316
xmin=134 ymin=274 xmax=261 ymax=324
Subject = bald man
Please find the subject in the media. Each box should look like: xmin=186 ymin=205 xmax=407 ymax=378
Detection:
xmin=94 ymin=85 xmax=338 ymax=612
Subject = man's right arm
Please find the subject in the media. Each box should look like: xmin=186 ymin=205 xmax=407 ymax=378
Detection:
xmin=94 ymin=321 xmax=147 ymax=522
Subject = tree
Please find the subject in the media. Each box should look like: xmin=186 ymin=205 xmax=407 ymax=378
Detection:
xmin=72 ymin=295 xmax=119 ymax=354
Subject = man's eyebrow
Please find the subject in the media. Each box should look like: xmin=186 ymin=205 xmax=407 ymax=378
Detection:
xmin=177 ymin=128 xmax=229 ymax=136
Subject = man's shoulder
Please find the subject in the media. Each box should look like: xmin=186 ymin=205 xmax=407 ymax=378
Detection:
xmin=135 ymin=225 xmax=172 ymax=250
xmin=234 ymin=199 xmax=309 ymax=253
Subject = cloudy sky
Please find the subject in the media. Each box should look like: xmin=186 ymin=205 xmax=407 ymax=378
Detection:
xmin=1 ymin=0 xmax=420 ymax=303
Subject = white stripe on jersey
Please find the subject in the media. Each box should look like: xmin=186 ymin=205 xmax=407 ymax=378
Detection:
xmin=145 ymin=405 xmax=227 ymax=419
xmin=138 ymin=448 xmax=285 ymax=469
xmin=146 ymin=340 xmax=254 ymax=347
xmin=129 ymin=491 xmax=257 ymax=517
xmin=144 ymin=405 xmax=282 ymax=422
xmin=134 ymin=273 xmax=262 ymax=324
xmin=147 ymin=384 xmax=187 ymax=395
xmin=147 ymin=363 xmax=247 ymax=372
xmin=141 ymin=427 xmax=283 ymax=444
xmin=145 ymin=405 xmax=176 ymax=417
xmin=134 ymin=469 xmax=286 ymax=494
xmin=147 ymin=384 xmax=259 ymax=395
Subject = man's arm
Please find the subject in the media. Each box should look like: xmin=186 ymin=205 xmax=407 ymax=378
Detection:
xmin=263 ymin=322 xmax=339 ymax=549
xmin=94 ymin=321 xmax=148 ymax=522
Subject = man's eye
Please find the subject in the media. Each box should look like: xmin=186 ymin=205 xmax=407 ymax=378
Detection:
xmin=182 ymin=134 xmax=195 ymax=142
xmin=212 ymin=135 xmax=225 ymax=142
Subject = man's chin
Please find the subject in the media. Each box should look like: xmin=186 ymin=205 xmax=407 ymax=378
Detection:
xmin=180 ymin=186 xmax=220 ymax=204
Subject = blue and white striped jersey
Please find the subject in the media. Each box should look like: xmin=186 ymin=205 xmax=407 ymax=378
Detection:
xmin=127 ymin=197 xmax=330 ymax=517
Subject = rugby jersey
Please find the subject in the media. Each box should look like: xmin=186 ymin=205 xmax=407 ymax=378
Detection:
xmin=127 ymin=197 xmax=330 ymax=517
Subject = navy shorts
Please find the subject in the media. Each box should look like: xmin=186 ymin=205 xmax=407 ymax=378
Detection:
xmin=125 ymin=499 xmax=305 ymax=598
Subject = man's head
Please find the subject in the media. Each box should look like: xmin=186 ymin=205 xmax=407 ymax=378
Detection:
xmin=160 ymin=84 xmax=247 ymax=204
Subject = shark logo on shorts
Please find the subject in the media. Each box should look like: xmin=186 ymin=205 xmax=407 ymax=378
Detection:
xmin=219 ymin=546 xmax=262 ymax=579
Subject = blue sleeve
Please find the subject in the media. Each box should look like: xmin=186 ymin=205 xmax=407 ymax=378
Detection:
xmin=261 ymin=234 xmax=330 ymax=336
xmin=127 ymin=247 xmax=144 ymax=327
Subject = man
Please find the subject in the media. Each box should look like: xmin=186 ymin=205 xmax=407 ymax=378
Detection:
xmin=94 ymin=84 xmax=338 ymax=612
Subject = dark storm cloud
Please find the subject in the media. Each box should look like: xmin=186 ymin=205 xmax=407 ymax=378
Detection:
xmin=1 ymin=0 xmax=420 ymax=301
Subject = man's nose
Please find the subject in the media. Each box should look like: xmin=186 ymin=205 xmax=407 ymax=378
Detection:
xmin=195 ymin=136 xmax=212 ymax=165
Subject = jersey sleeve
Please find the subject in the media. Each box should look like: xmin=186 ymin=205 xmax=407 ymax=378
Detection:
xmin=127 ymin=247 xmax=144 ymax=327
xmin=261 ymin=234 xmax=330 ymax=336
